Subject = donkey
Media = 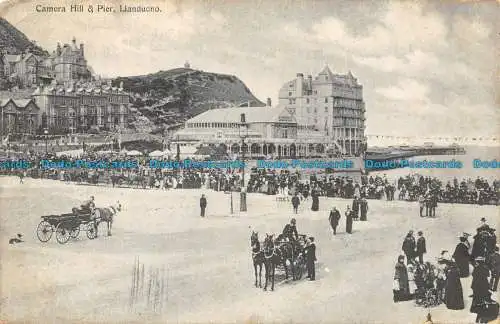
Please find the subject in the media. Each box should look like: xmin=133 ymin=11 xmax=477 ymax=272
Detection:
xmin=250 ymin=231 xmax=264 ymax=288
xmin=92 ymin=201 xmax=122 ymax=237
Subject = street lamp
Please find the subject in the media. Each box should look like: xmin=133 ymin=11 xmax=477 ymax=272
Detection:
xmin=43 ymin=128 xmax=48 ymax=155
xmin=239 ymin=113 xmax=248 ymax=212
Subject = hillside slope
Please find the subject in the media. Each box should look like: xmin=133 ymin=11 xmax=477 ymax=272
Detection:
xmin=114 ymin=68 xmax=265 ymax=133
xmin=0 ymin=18 xmax=47 ymax=55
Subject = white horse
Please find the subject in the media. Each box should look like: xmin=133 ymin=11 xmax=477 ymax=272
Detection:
xmin=92 ymin=201 xmax=122 ymax=237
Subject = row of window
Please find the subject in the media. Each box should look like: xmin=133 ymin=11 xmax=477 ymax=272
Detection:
xmin=187 ymin=122 xmax=243 ymax=129
xmin=332 ymin=118 xmax=363 ymax=127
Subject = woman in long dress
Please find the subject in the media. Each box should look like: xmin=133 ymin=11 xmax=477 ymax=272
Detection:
xmin=445 ymin=261 xmax=465 ymax=310
xmin=345 ymin=206 xmax=353 ymax=234
xmin=394 ymin=255 xmax=410 ymax=302
xmin=452 ymin=236 xmax=470 ymax=278
xmin=311 ymin=189 xmax=319 ymax=211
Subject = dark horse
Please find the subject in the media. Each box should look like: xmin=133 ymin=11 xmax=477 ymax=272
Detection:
xmin=263 ymin=234 xmax=288 ymax=291
xmin=250 ymin=231 xmax=264 ymax=288
xmin=92 ymin=201 xmax=122 ymax=237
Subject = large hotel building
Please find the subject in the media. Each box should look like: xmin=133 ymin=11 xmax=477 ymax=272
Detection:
xmin=278 ymin=65 xmax=366 ymax=155
xmin=32 ymin=81 xmax=130 ymax=133
xmin=174 ymin=65 xmax=366 ymax=157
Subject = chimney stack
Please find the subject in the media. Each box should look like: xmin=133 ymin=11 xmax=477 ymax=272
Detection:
xmin=296 ymin=73 xmax=304 ymax=96
xmin=266 ymin=98 xmax=272 ymax=107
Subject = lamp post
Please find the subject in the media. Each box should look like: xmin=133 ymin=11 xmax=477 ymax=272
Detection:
xmin=43 ymin=128 xmax=48 ymax=155
xmin=239 ymin=113 xmax=248 ymax=212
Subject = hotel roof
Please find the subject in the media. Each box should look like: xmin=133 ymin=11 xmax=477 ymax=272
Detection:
xmin=186 ymin=106 xmax=296 ymax=124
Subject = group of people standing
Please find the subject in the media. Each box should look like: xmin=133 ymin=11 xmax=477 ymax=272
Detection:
xmin=328 ymin=198 xmax=369 ymax=236
xmin=393 ymin=218 xmax=499 ymax=323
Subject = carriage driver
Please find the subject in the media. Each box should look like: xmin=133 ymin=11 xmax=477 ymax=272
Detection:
xmin=79 ymin=196 xmax=95 ymax=214
xmin=283 ymin=218 xmax=299 ymax=242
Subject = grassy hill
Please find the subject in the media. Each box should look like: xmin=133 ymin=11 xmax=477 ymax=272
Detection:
xmin=0 ymin=18 xmax=48 ymax=55
xmin=113 ymin=68 xmax=265 ymax=133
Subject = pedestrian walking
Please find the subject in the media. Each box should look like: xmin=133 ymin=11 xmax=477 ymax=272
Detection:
xmin=200 ymin=194 xmax=207 ymax=217
xmin=360 ymin=197 xmax=368 ymax=221
xmin=489 ymin=246 xmax=500 ymax=292
xmin=402 ymin=231 xmax=416 ymax=265
xmin=304 ymin=237 xmax=316 ymax=281
xmin=453 ymin=235 xmax=471 ymax=278
xmin=329 ymin=207 xmax=341 ymax=235
xmin=352 ymin=197 xmax=359 ymax=220
xmin=418 ymin=195 xmax=425 ymax=217
xmin=416 ymin=231 xmax=426 ymax=264
xmin=345 ymin=205 xmax=353 ymax=234
xmin=291 ymin=193 xmax=300 ymax=214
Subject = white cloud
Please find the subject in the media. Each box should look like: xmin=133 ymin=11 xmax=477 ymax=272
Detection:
xmin=376 ymin=78 xmax=429 ymax=102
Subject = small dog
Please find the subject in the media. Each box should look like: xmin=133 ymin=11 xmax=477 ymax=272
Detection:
xmin=9 ymin=233 xmax=23 ymax=244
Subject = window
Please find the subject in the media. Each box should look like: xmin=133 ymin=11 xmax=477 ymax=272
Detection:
xmin=314 ymin=107 xmax=317 ymax=113
xmin=306 ymin=98 xmax=310 ymax=104
xmin=289 ymin=92 xmax=292 ymax=96
xmin=325 ymin=97 xmax=328 ymax=103
xmin=325 ymin=107 xmax=328 ymax=112
xmin=289 ymin=99 xmax=293 ymax=104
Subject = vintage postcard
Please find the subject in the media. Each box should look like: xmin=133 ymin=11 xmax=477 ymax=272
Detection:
xmin=0 ymin=0 xmax=499 ymax=323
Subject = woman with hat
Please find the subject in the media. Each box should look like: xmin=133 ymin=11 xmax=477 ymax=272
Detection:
xmin=453 ymin=234 xmax=471 ymax=278
xmin=393 ymin=255 xmax=410 ymax=302
xmin=444 ymin=258 xmax=465 ymax=310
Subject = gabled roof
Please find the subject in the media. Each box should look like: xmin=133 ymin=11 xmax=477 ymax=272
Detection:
xmin=4 ymin=54 xmax=21 ymax=63
xmin=186 ymin=105 xmax=296 ymax=124
xmin=0 ymin=98 xmax=39 ymax=109
xmin=318 ymin=65 xmax=335 ymax=80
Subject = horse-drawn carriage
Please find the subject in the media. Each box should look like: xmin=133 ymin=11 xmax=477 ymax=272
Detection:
xmin=36 ymin=212 xmax=97 ymax=244
xmin=36 ymin=203 xmax=121 ymax=244
xmin=251 ymin=231 xmax=309 ymax=291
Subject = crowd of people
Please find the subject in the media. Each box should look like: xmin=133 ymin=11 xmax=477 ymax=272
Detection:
xmin=394 ymin=218 xmax=499 ymax=323
xmin=1 ymin=152 xmax=499 ymax=207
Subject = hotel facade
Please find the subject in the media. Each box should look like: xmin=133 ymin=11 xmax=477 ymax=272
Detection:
xmin=32 ymin=81 xmax=130 ymax=134
xmin=278 ymin=66 xmax=366 ymax=156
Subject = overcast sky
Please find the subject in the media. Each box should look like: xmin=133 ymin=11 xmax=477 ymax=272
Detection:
xmin=1 ymin=0 xmax=498 ymax=138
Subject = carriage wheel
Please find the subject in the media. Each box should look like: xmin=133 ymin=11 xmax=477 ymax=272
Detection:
xmin=69 ymin=226 xmax=80 ymax=239
xmin=36 ymin=221 xmax=53 ymax=242
xmin=55 ymin=223 xmax=70 ymax=244
xmin=86 ymin=224 xmax=97 ymax=240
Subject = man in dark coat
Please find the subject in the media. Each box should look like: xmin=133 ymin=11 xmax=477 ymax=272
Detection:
xmin=352 ymin=197 xmax=359 ymax=220
xmin=283 ymin=218 xmax=299 ymax=241
xmin=304 ymin=237 xmax=316 ymax=281
xmin=291 ymin=194 xmax=300 ymax=214
xmin=489 ymin=246 xmax=500 ymax=291
xmin=429 ymin=194 xmax=437 ymax=217
xmin=453 ymin=235 xmax=471 ymax=278
xmin=402 ymin=231 xmax=416 ymax=265
xmin=329 ymin=207 xmax=341 ymax=235
xmin=359 ymin=197 xmax=368 ymax=221
xmin=345 ymin=206 xmax=353 ymax=234
xmin=200 ymin=194 xmax=207 ymax=217
xmin=416 ymin=231 xmax=426 ymax=264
